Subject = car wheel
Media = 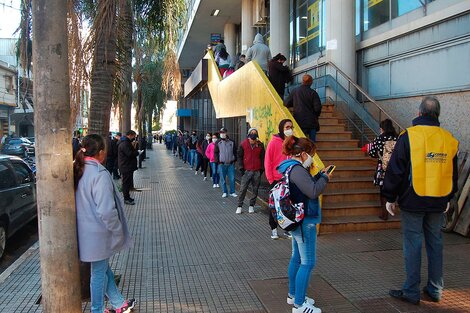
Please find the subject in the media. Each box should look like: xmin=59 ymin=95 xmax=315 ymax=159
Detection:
xmin=0 ymin=223 xmax=6 ymax=259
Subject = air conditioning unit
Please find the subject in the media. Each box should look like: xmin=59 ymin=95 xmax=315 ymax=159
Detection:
xmin=252 ymin=0 xmax=269 ymax=26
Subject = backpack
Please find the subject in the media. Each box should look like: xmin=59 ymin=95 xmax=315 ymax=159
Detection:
xmin=379 ymin=140 xmax=396 ymax=174
xmin=268 ymin=164 xmax=305 ymax=231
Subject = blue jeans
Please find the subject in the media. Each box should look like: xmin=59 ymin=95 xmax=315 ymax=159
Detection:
xmin=90 ymin=259 xmax=125 ymax=313
xmin=181 ymin=146 xmax=188 ymax=162
xmin=210 ymin=162 xmax=219 ymax=184
xmin=218 ymin=163 xmax=235 ymax=194
xmin=287 ymin=217 xmax=317 ymax=306
xmin=189 ymin=149 xmax=197 ymax=168
xmin=400 ymin=210 xmax=444 ymax=301
xmin=302 ymin=128 xmax=317 ymax=142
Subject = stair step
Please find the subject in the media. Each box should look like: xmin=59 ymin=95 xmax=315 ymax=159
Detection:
xmin=321 ymin=157 xmax=376 ymax=167
xmin=330 ymin=166 xmax=375 ymax=178
xmin=318 ymin=124 xmax=345 ymax=132
xmin=320 ymin=215 xmax=401 ymax=233
xmin=326 ymin=176 xmax=374 ymax=190
xmin=316 ymin=148 xmax=365 ymax=158
xmin=319 ymin=118 xmax=341 ymax=125
xmin=320 ymin=112 xmax=335 ymax=118
xmin=322 ymin=188 xmax=380 ymax=202
xmin=322 ymin=200 xmax=380 ymax=217
xmin=316 ymin=139 xmax=359 ymax=148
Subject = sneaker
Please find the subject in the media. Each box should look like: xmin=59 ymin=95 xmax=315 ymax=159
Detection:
xmin=203 ymin=177 xmax=207 ymax=181
xmin=284 ymin=231 xmax=292 ymax=238
xmin=248 ymin=206 xmax=255 ymax=213
xmin=216 ymin=184 xmax=220 ymax=188
xmin=124 ymin=199 xmax=135 ymax=205
xmin=287 ymin=295 xmax=315 ymax=305
xmin=230 ymin=193 xmax=237 ymax=197
xmin=195 ymin=171 xmax=198 ymax=175
xmin=271 ymin=229 xmax=279 ymax=240
xmin=113 ymin=299 xmax=136 ymax=313
xmin=213 ymin=184 xmax=217 ymax=188
xmin=292 ymin=300 xmax=321 ymax=313
xmin=222 ymin=193 xmax=228 ymax=198
xmin=236 ymin=207 xmax=242 ymax=214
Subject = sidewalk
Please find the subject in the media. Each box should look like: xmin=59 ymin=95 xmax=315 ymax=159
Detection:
xmin=0 ymin=143 xmax=469 ymax=313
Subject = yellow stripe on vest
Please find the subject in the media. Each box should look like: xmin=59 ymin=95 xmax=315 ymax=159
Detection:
xmin=408 ymin=125 xmax=458 ymax=197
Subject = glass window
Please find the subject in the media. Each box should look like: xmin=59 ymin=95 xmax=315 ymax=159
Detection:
xmin=293 ymin=0 xmax=325 ymax=63
xmin=364 ymin=0 xmax=390 ymax=31
xmin=391 ymin=0 xmax=422 ymax=18
xmin=0 ymin=163 xmax=17 ymax=190
xmin=12 ymin=162 xmax=32 ymax=184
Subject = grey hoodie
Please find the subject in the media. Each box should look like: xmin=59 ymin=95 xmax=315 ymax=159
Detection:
xmin=246 ymin=34 xmax=272 ymax=71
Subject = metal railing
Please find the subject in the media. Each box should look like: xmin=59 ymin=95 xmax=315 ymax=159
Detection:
xmin=294 ymin=61 xmax=404 ymax=146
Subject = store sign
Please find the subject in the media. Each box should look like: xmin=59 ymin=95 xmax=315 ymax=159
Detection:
xmin=368 ymin=0 xmax=383 ymax=8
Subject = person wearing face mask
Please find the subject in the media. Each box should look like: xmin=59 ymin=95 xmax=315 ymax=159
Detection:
xmin=265 ymin=119 xmax=295 ymax=239
xmin=188 ymin=130 xmax=199 ymax=169
xmin=277 ymin=137 xmax=331 ymax=313
xmin=201 ymin=132 xmax=213 ymax=181
xmin=214 ymin=128 xmax=238 ymax=197
xmin=236 ymin=128 xmax=265 ymax=214
xmin=205 ymin=133 xmax=220 ymax=188
xmin=118 ymin=130 xmax=139 ymax=205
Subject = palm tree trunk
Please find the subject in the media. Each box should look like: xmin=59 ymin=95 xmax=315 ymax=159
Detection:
xmin=32 ymin=1 xmax=82 ymax=311
xmin=88 ymin=1 xmax=117 ymax=138
xmin=120 ymin=0 xmax=133 ymax=132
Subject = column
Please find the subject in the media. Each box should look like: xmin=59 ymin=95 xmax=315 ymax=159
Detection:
xmin=224 ymin=23 xmax=237 ymax=59
xmin=325 ymin=0 xmax=356 ymax=81
xmin=241 ymin=0 xmax=254 ymax=53
xmin=269 ymin=0 xmax=290 ymax=60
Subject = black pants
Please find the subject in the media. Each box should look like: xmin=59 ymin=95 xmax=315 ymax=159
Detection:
xmin=269 ymin=180 xmax=279 ymax=230
xmin=121 ymin=171 xmax=133 ymax=200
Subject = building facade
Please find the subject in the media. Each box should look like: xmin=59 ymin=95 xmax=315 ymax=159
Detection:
xmin=177 ymin=0 xmax=470 ymax=150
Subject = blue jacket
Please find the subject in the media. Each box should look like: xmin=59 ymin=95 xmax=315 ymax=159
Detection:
xmin=277 ymin=159 xmax=328 ymax=223
xmin=382 ymin=116 xmax=459 ymax=212
xmin=75 ymin=160 xmax=131 ymax=262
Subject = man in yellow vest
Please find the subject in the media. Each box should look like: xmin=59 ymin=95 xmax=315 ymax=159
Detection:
xmin=382 ymin=96 xmax=459 ymax=305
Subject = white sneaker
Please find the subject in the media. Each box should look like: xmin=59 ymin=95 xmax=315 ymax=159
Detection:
xmin=230 ymin=193 xmax=237 ymax=197
xmin=271 ymin=229 xmax=279 ymax=240
xmin=235 ymin=207 xmax=242 ymax=214
xmin=292 ymin=300 xmax=321 ymax=313
xmin=248 ymin=206 xmax=254 ymax=213
xmin=203 ymin=177 xmax=207 ymax=181
xmin=284 ymin=231 xmax=293 ymax=239
xmin=213 ymin=184 xmax=217 ymax=188
xmin=222 ymin=193 xmax=227 ymax=198
xmin=195 ymin=171 xmax=198 ymax=175
xmin=287 ymin=296 xmax=315 ymax=305
xmin=216 ymin=184 xmax=220 ymax=187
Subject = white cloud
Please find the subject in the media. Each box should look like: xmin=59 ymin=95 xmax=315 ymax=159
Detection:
xmin=0 ymin=0 xmax=21 ymax=38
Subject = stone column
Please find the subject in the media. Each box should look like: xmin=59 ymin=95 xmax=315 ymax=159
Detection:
xmin=224 ymin=23 xmax=237 ymax=59
xmin=241 ymin=0 xmax=254 ymax=53
xmin=325 ymin=0 xmax=356 ymax=81
xmin=269 ymin=0 xmax=290 ymax=60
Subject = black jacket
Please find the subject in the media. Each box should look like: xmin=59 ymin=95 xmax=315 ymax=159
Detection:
xmin=118 ymin=136 xmax=139 ymax=173
xmin=382 ymin=116 xmax=458 ymax=213
xmin=268 ymin=60 xmax=291 ymax=97
xmin=284 ymin=85 xmax=322 ymax=131
xmin=107 ymin=137 xmax=118 ymax=160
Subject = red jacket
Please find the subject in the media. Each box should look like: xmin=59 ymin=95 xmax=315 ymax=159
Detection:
xmin=264 ymin=134 xmax=289 ymax=184
xmin=237 ymin=138 xmax=265 ymax=171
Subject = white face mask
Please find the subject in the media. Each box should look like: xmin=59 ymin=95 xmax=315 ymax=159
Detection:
xmin=284 ymin=129 xmax=293 ymax=137
xmin=302 ymin=153 xmax=313 ymax=169
xmin=220 ymin=133 xmax=227 ymax=139
xmin=206 ymin=136 xmax=211 ymax=140
xmin=212 ymin=138 xmax=218 ymax=143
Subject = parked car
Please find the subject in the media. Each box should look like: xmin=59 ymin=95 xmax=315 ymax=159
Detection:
xmin=0 ymin=155 xmax=37 ymax=259
xmin=1 ymin=138 xmax=34 ymax=157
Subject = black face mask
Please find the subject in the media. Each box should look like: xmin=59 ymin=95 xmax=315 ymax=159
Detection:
xmin=130 ymin=137 xmax=135 ymax=142
xmin=192 ymin=133 xmax=196 ymax=136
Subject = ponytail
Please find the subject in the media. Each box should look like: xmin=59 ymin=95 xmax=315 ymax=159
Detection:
xmin=282 ymin=136 xmax=316 ymax=156
xmin=73 ymin=134 xmax=106 ymax=190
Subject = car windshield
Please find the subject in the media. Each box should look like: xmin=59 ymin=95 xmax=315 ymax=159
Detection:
xmin=8 ymin=139 xmax=23 ymax=145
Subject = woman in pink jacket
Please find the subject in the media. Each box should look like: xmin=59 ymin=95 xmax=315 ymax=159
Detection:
xmin=205 ymin=133 xmax=220 ymax=188
xmin=264 ymin=119 xmax=294 ymax=239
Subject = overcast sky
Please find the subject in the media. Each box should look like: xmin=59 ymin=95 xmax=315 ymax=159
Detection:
xmin=0 ymin=0 xmax=21 ymax=38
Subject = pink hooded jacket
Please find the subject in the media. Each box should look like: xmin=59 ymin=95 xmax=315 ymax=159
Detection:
xmin=264 ymin=134 xmax=289 ymax=184
xmin=205 ymin=142 xmax=216 ymax=162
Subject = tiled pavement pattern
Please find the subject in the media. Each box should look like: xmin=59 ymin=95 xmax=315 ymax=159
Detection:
xmin=0 ymin=143 xmax=469 ymax=312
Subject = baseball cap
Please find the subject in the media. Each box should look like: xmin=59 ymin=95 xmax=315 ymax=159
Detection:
xmin=219 ymin=127 xmax=227 ymax=133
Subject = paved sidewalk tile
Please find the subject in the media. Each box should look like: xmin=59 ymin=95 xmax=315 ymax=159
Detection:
xmin=0 ymin=144 xmax=469 ymax=313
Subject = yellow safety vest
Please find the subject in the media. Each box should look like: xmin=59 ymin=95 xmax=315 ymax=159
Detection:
xmin=407 ymin=125 xmax=458 ymax=197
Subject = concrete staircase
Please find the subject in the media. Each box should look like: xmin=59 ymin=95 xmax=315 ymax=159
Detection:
xmin=317 ymin=105 xmax=401 ymax=233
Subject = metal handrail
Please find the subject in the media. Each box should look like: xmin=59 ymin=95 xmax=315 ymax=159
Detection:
xmin=295 ymin=60 xmax=405 ymax=134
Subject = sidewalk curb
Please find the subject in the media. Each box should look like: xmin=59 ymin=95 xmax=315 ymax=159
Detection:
xmin=0 ymin=241 xmax=39 ymax=285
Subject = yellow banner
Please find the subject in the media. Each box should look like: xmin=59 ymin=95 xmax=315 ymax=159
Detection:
xmin=308 ymin=0 xmax=320 ymax=31
xmin=368 ymin=0 xmax=383 ymax=8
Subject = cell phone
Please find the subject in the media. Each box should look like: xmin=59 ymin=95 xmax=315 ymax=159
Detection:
xmin=326 ymin=165 xmax=336 ymax=174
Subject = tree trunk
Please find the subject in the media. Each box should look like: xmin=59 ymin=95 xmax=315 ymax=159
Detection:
xmin=32 ymin=1 xmax=82 ymax=312
xmin=88 ymin=1 xmax=117 ymax=138
xmin=120 ymin=0 xmax=133 ymax=133
xmin=147 ymin=109 xmax=153 ymax=149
